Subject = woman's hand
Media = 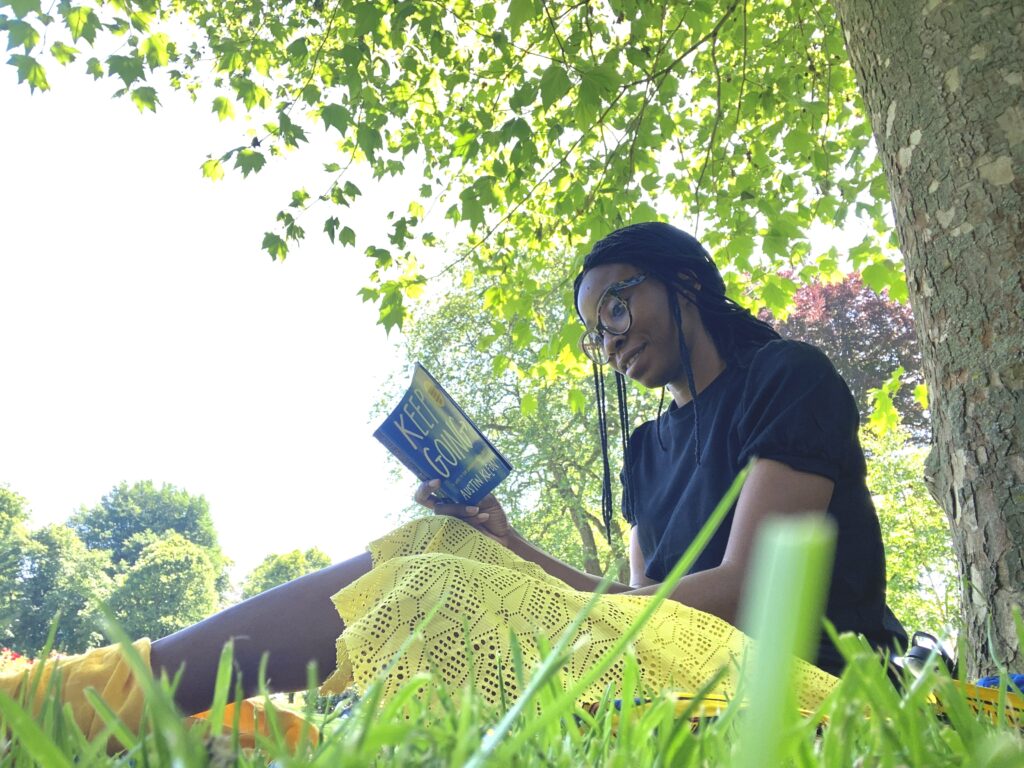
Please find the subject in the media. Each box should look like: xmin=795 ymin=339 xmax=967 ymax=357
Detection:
xmin=413 ymin=479 xmax=513 ymax=547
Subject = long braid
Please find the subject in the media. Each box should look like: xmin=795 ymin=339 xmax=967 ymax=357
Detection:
xmin=614 ymin=370 xmax=633 ymax=528
xmin=669 ymin=291 xmax=702 ymax=466
xmin=592 ymin=361 xmax=615 ymax=538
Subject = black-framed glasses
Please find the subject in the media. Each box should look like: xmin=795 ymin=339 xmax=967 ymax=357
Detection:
xmin=579 ymin=273 xmax=647 ymax=364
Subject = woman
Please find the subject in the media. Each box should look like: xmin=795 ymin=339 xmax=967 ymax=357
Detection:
xmin=2 ymin=222 xmax=898 ymax=740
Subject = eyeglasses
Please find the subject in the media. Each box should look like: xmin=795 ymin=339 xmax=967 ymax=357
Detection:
xmin=579 ymin=273 xmax=647 ymax=364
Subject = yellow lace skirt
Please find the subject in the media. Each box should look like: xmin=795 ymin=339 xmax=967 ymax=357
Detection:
xmin=321 ymin=516 xmax=838 ymax=710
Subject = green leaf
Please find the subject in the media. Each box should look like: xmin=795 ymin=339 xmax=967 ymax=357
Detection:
xmin=234 ymin=148 xmax=266 ymax=177
xmin=201 ymin=157 xmax=225 ymax=181
xmin=301 ymin=83 xmax=320 ymax=104
xmin=62 ymin=6 xmax=100 ymax=43
xmin=7 ymin=53 xmax=48 ymax=91
xmin=262 ymin=232 xmax=288 ymax=261
xmin=913 ymin=383 xmax=929 ymax=411
xmin=232 ymin=77 xmax=270 ymax=110
xmin=106 ymin=54 xmax=144 ymax=87
xmin=506 ymin=0 xmax=536 ymax=37
xmin=509 ymin=79 xmax=537 ymax=111
xmin=286 ymin=36 xmax=308 ymax=63
xmin=85 ymin=55 xmax=102 ymax=78
xmin=338 ymin=226 xmax=356 ymax=246
xmin=868 ymin=368 xmax=904 ymax=435
xmin=353 ymin=1 xmax=385 ymax=36
xmin=321 ymin=103 xmax=350 ymax=133
xmin=861 ymin=260 xmax=899 ymax=296
xmin=212 ymin=96 xmax=233 ymax=121
xmin=568 ymin=388 xmax=586 ymax=415
xmin=520 ymin=393 xmax=538 ymax=417
xmin=139 ymin=32 xmax=170 ymax=69
xmin=324 ymin=216 xmax=339 ymax=243
xmin=50 ymin=41 xmax=78 ymax=64
xmin=6 ymin=20 xmax=40 ymax=52
xmin=539 ymin=64 xmax=571 ymax=109
xmin=130 ymin=85 xmax=159 ymax=112
xmin=575 ymin=65 xmax=618 ymax=129
xmin=356 ymin=124 xmax=382 ymax=162
xmin=6 ymin=0 xmax=41 ymax=19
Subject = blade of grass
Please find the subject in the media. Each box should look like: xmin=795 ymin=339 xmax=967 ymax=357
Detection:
xmin=82 ymin=687 xmax=139 ymax=752
xmin=0 ymin=691 xmax=74 ymax=768
xmin=203 ymin=638 xmax=235 ymax=741
xmin=734 ymin=515 xmax=836 ymax=768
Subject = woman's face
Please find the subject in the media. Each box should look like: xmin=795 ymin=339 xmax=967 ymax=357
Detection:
xmin=577 ymin=263 xmax=698 ymax=390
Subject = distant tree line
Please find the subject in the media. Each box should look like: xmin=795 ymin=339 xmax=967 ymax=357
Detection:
xmin=0 ymin=482 xmax=329 ymax=656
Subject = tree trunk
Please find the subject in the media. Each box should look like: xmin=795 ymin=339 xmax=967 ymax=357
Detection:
xmin=833 ymin=0 xmax=1023 ymax=676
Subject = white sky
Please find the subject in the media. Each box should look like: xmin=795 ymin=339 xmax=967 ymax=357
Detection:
xmin=0 ymin=66 xmax=426 ymax=580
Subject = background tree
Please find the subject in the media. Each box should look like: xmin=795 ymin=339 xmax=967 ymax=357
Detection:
xmin=7 ymin=525 xmax=112 ymax=655
xmin=4 ymin=0 xmax=1021 ymax=673
xmin=0 ymin=488 xmax=33 ymax=647
xmin=107 ymin=531 xmax=219 ymax=639
xmin=389 ymin=278 xmax=633 ymax=581
xmin=241 ymin=547 xmax=332 ymax=599
xmin=865 ymin=419 xmax=959 ymax=637
xmin=70 ymin=480 xmax=230 ymax=598
xmin=763 ymin=274 xmax=928 ymax=439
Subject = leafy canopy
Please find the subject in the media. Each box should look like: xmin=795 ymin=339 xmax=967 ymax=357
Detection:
xmin=2 ymin=0 xmax=902 ymax=351
xmin=241 ymin=547 xmax=332 ymax=599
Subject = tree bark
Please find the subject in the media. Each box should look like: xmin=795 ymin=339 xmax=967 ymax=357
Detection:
xmin=833 ymin=0 xmax=1024 ymax=676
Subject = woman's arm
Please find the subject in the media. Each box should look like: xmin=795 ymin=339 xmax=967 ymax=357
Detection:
xmin=629 ymin=527 xmax=658 ymax=588
xmin=626 ymin=458 xmax=834 ymax=625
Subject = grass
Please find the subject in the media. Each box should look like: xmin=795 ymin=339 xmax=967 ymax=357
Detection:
xmin=2 ymin=474 xmax=1023 ymax=766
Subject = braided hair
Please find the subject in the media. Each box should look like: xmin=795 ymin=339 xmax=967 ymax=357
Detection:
xmin=572 ymin=222 xmax=780 ymax=539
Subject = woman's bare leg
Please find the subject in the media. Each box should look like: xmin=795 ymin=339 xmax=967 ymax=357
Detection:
xmin=151 ymin=552 xmax=372 ymax=715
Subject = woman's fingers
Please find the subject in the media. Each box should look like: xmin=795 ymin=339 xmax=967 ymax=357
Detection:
xmin=413 ymin=479 xmax=442 ymax=509
xmin=434 ymin=503 xmax=480 ymax=519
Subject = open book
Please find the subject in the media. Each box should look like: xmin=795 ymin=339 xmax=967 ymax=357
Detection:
xmin=374 ymin=364 xmax=513 ymax=505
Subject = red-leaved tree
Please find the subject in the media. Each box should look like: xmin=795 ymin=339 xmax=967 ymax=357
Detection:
xmin=762 ymin=275 xmax=928 ymax=440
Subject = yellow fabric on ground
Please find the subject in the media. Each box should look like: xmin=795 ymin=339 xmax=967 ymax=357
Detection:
xmin=322 ymin=516 xmax=838 ymax=711
xmin=190 ymin=699 xmax=320 ymax=749
xmin=0 ymin=639 xmax=151 ymax=744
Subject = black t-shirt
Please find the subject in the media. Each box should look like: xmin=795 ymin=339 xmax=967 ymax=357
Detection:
xmin=624 ymin=339 xmax=906 ymax=674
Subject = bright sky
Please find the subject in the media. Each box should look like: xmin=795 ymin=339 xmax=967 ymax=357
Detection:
xmin=0 ymin=65 xmax=427 ymax=580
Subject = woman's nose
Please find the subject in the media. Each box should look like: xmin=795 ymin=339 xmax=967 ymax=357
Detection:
xmin=602 ymin=330 xmax=625 ymax=359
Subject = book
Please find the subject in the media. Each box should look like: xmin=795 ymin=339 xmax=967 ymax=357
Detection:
xmin=374 ymin=363 xmax=513 ymax=505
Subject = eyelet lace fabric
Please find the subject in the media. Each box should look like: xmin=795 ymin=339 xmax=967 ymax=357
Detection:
xmin=321 ymin=516 xmax=838 ymax=710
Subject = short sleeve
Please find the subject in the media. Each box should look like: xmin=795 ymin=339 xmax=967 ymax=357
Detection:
xmin=735 ymin=341 xmax=859 ymax=481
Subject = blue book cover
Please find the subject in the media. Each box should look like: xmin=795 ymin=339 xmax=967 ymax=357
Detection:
xmin=374 ymin=363 xmax=513 ymax=505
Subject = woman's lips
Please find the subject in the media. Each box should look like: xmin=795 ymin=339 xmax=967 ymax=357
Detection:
xmin=620 ymin=343 xmax=646 ymax=374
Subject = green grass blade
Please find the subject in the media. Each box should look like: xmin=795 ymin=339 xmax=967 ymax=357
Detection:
xmin=81 ymin=687 xmax=139 ymax=753
xmin=203 ymin=637 xmax=235 ymax=740
xmin=734 ymin=514 xmax=837 ymax=768
xmin=0 ymin=691 xmax=74 ymax=768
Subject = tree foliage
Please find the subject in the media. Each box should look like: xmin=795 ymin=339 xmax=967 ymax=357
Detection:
xmin=107 ymin=531 xmax=219 ymax=639
xmin=1 ymin=0 xmax=901 ymax=341
xmin=763 ymin=274 xmax=928 ymax=439
xmin=0 ymin=488 xmax=33 ymax=647
xmin=3 ymin=482 xmax=229 ymax=653
xmin=865 ymin=420 xmax=958 ymax=637
xmin=69 ymin=480 xmax=230 ymax=596
xmin=7 ymin=524 xmax=113 ymax=656
xmin=241 ymin=547 xmax=332 ymax=599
